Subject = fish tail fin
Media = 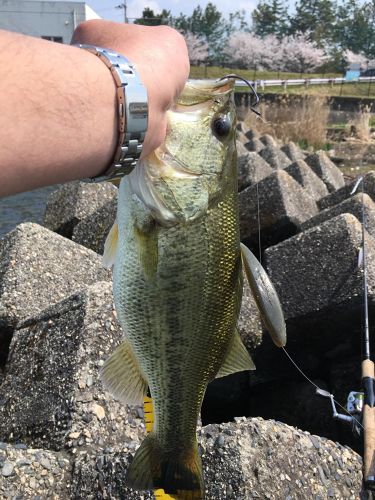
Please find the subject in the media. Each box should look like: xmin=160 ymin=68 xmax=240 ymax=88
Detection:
xmin=126 ymin=433 xmax=204 ymax=499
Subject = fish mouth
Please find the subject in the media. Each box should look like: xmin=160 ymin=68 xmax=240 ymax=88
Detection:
xmin=176 ymin=78 xmax=234 ymax=106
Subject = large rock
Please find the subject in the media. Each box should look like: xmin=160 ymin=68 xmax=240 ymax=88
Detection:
xmin=281 ymin=141 xmax=306 ymax=162
xmin=264 ymin=214 xmax=375 ymax=346
xmin=71 ymin=418 xmax=362 ymax=499
xmin=259 ymin=134 xmax=279 ymax=148
xmin=244 ymin=128 xmax=259 ymax=141
xmin=304 ymin=151 xmax=345 ymax=193
xmin=239 ymin=170 xmax=318 ymax=252
xmin=284 ymin=160 xmax=329 ymax=202
xmin=236 ymin=140 xmax=249 ymax=156
xmin=301 ymin=193 xmax=375 ymax=238
xmin=237 ymin=152 xmax=274 ymax=192
xmin=0 ymin=443 xmax=71 ymax=498
xmin=0 ymin=223 xmax=110 ymax=366
xmin=44 ymin=181 xmax=118 ymax=254
xmin=319 ymin=171 xmax=375 ymax=210
xmin=0 ymin=282 xmax=145 ymax=452
xmin=259 ymin=146 xmax=291 ymax=170
xmin=244 ymin=137 xmax=264 ymax=152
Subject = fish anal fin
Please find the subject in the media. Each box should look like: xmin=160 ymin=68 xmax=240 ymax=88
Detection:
xmin=102 ymin=221 xmax=119 ymax=269
xmin=216 ymin=328 xmax=255 ymax=379
xmin=100 ymin=340 xmax=148 ymax=405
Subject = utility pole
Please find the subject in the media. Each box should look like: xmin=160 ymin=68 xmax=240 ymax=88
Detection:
xmin=116 ymin=2 xmax=128 ymax=24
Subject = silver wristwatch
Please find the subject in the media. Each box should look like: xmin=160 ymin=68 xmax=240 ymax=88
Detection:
xmin=75 ymin=45 xmax=148 ymax=183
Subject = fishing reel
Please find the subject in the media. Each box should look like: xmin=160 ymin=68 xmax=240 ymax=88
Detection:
xmin=316 ymin=388 xmax=363 ymax=436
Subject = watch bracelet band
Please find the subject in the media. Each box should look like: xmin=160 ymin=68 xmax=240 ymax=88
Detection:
xmin=75 ymin=44 xmax=148 ymax=183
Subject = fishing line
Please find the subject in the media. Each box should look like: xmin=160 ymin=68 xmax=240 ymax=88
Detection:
xmin=251 ymin=123 xmax=363 ymax=429
xmin=282 ymin=347 xmax=364 ymax=429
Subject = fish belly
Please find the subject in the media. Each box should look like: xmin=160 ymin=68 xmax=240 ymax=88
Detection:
xmin=113 ymin=188 xmax=241 ymax=449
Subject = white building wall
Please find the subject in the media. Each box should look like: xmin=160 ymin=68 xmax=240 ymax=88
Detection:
xmin=0 ymin=0 xmax=100 ymax=43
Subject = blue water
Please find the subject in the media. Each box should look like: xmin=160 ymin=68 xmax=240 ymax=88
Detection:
xmin=0 ymin=185 xmax=58 ymax=239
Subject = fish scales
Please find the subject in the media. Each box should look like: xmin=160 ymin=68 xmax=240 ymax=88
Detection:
xmin=101 ymin=78 xmax=264 ymax=499
xmin=114 ymin=184 xmax=241 ymax=447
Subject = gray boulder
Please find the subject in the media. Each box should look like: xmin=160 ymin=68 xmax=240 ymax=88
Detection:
xmin=301 ymin=193 xmax=375 ymax=238
xmin=236 ymin=131 xmax=249 ymax=144
xmin=0 ymin=443 xmax=71 ymax=498
xmin=72 ymin=197 xmax=117 ymax=255
xmin=239 ymin=170 xmax=318 ymax=251
xmin=265 ymin=213 xmax=375 ymax=322
xmin=44 ymin=181 xmax=117 ymax=254
xmin=244 ymin=128 xmax=259 ymax=141
xmin=319 ymin=171 xmax=375 ymax=210
xmin=304 ymin=151 xmax=345 ymax=193
xmin=70 ymin=418 xmax=362 ymax=499
xmin=0 ymin=282 xmax=145 ymax=451
xmin=281 ymin=141 xmax=306 ymax=162
xmin=244 ymin=137 xmax=264 ymax=152
xmin=259 ymin=146 xmax=291 ymax=170
xmin=284 ymin=159 xmax=329 ymax=202
xmin=259 ymin=134 xmax=279 ymax=148
xmin=237 ymin=152 xmax=274 ymax=192
xmin=0 ymin=223 xmax=110 ymax=366
xmin=236 ymin=140 xmax=249 ymax=156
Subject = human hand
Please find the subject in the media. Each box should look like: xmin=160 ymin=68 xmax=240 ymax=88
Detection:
xmin=71 ymin=20 xmax=190 ymax=158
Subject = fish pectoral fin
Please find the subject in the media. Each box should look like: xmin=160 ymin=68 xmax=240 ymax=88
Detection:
xmin=100 ymin=340 xmax=148 ymax=405
xmin=216 ymin=328 xmax=255 ymax=379
xmin=240 ymin=242 xmax=287 ymax=348
xmin=102 ymin=220 xmax=119 ymax=269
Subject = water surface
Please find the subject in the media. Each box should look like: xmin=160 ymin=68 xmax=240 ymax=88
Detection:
xmin=0 ymin=185 xmax=58 ymax=239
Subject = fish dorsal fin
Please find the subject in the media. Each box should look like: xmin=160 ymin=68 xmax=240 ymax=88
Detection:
xmin=216 ymin=328 xmax=255 ymax=379
xmin=102 ymin=221 xmax=119 ymax=269
xmin=240 ymin=243 xmax=287 ymax=348
xmin=100 ymin=340 xmax=148 ymax=404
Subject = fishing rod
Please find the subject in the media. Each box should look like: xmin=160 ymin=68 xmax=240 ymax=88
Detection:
xmin=315 ymin=175 xmax=375 ymax=489
xmin=251 ymin=138 xmax=375 ymax=489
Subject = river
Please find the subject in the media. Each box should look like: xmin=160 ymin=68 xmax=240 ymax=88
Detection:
xmin=0 ymin=185 xmax=59 ymax=239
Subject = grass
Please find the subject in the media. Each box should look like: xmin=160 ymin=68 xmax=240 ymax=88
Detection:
xmin=190 ymin=66 xmax=375 ymax=98
xmin=242 ymin=94 xmax=331 ymax=149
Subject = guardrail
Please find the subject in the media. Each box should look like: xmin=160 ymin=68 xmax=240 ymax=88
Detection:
xmin=233 ymin=76 xmax=374 ymax=91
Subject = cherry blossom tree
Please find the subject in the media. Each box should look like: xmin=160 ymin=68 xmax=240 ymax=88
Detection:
xmin=343 ymin=50 xmax=369 ymax=69
xmin=224 ymin=32 xmax=281 ymax=70
xmin=183 ymin=31 xmax=209 ymax=65
xmin=279 ymin=34 xmax=327 ymax=73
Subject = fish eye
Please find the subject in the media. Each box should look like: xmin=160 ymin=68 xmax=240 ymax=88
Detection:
xmin=212 ymin=115 xmax=231 ymax=139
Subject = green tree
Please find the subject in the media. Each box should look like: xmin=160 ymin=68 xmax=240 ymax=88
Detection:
xmin=174 ymin=3 xmax=227 ymax=60
xmin=335 ymin=0 xmax=375 ymax=58
xmin=289 ymin=0 xmax=337 ymax=47
xmin=133 ymin=7 xmax=171 ymax=26
xmin=252 ymin=0 xmax=289 ymax=38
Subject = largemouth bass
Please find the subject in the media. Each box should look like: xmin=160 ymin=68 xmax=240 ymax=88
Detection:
xmin=102 ymin=78 xmax=286 ymax=499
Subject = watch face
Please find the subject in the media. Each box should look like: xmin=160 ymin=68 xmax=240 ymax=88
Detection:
xmin=129 ymin=102 xmax=148 ymax=117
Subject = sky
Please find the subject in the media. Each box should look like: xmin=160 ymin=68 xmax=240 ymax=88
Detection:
xmin=85 ymin=0 xmax=259 ymax=23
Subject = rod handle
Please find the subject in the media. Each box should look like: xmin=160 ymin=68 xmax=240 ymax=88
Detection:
xmin=362 ymin=360 xmax=375 ymax=488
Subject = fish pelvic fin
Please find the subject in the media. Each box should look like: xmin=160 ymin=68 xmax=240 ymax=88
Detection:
xmin=216 ymin=328 xmax=255 ymax=379
xmin=102 ymin=220 xmax=118 ymax=269
xmin=126 ymin=433 xmax=204 ymax=499
xmin=100 ymin=340 xmax=148 ymax=405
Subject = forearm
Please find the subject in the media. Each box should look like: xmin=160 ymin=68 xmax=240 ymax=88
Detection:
xmin=0 ymin=29 xmax=117 ymax=196
xmin=0 ymin=22 xmax=190 ymax=197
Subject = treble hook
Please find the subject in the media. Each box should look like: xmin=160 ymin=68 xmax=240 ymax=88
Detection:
xmin=219 ymin=73 xmax=262 ymax=118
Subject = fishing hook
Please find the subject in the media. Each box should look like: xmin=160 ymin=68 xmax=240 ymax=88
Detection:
xmin=219 ymin=73 xmax=262 ymax=118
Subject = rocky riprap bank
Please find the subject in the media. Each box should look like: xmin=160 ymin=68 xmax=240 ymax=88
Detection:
xmin=0 ymin=124 xmax=370 ymax=498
